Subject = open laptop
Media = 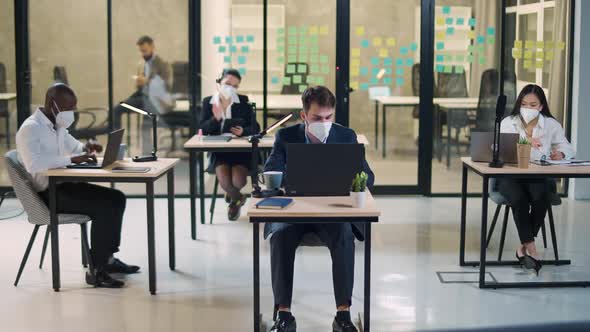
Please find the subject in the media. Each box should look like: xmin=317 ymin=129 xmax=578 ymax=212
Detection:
xmin=285 ymin=143 xmax=365 ymax=196
xmin=470 ymin=132 xmax=519 ymax=164
xmin=67 ymin=129 xmax=124 ymax=169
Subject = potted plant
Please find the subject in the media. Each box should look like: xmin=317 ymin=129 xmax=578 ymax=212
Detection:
xmin=350 ymin=171 xmax=369 ymax=208
xmin=517 ymin=137 xmax=532 ymax=169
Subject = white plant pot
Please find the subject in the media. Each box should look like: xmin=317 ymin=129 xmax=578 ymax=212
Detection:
xmin=350 ymin=191 xmax=367 ymax=208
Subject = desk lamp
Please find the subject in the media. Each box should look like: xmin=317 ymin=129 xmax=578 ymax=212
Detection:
xmin=120 ymin=103 xmax=158 ymax=162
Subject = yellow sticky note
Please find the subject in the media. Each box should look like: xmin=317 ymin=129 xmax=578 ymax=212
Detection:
xmin=386 ymin=38 xmax=396 ymax=47
xmin=355 ymin=26 xmax=365 ymax=36
xmin=319 ymin=25 xmax=329 ymax=35
xmin=436 ymin=17 xmax=445 ymax=26
xmin=536 ymin=41 xmax=544 ymax=49
xmin=524 ymin=50 xmax=533 ymax=59
xmin=545 ymin=41 xmax=554 ymax=49
xmin=535 ymin=60 xmax=544 ymax=69
xmin=436 ymin=31 xmax=446 ymax=40
xmin=545 ymin=51 xmax=554 ymax=61
xmin=557 ymin=41 xmax=566 ymax=50
xmin=524 ymin=60 xmax=533 ymax=69
xmin=350 ymin=67 xmax=359 ymax=77
xmin=467 ymin=30 xmax=476 ymax=39
xmin=525 ymin=40 xmax=535 ymax=49
xmin=512 ymin=48 xmax=522 ymax=59
xmin=372 ymin=37 xmax=382 ymax=47
xmin=351 ymin=48 xmax=361 ymax=57
xmin=309 ymin=25 xmax=318 ymax=35
xmin=514 ymin=40 xmax=523 ymax=48
xmin=351 ymin=58 xmax=361 ymax=66
xmin=379 ymin=48 xmax=388 ymax=57
xmin=536 ymin=50 xmax=544 ymax=59
xmin=350 ymin=81 xmax=359 ymax=90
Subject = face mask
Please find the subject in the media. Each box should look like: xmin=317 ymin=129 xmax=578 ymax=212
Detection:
xmin=520 ymin=107 xmax=540 ymax=124
xmin=220 ymin=84 xmax=238 ymax=99
xmin=52 ymin=101 xmax=75 ymax=129
xmin=307 ymin=121 xmax=332 ymax=143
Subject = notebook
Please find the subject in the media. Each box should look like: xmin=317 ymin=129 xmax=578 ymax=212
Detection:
xmin=255 ymin=197 xmax=294 ymax=210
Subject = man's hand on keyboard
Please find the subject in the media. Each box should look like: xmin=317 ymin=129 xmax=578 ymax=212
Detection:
xmin=71 ymin=154 xmax=98 ymax=164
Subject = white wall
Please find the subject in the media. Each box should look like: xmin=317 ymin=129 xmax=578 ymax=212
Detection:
xmin=201 ymin=0 xmax=232 ymax=98
xmin=570 ymin=0 xmax=590 ymax=199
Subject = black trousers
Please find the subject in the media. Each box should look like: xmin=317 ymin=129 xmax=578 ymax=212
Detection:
xmin=39 ymin=183 xmax=126 ymax=267
xmin=270 ymin=223 xmax=355 ymax=308
xmin=497 ymin=179 xmax=553 ymax=244
xmin=113 ymin=90 xmax=156 ymax=155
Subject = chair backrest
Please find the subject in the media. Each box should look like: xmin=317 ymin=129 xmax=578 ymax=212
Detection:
xmin=4 ymin=150 xmax=50 ymax=225
xmin=171 ymin=61 xmax=189 ymax=97
xmin=0 ymin=62 xmax=7 ymax=115
xmin=368 ymin=86 xmax=391 ymax=101
xmin=411 ymin=63 xmax=421 ymax=118
xmin=53 ymin=66 xmax=69 ymax=85
xmin=474 ymin=69 xmax=518 ymax=132
xmin=437 ymin=72 xmax=468 ymax=98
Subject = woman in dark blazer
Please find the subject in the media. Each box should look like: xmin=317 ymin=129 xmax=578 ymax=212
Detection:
xmin=200 ymin=69 xmax=260 ymax=220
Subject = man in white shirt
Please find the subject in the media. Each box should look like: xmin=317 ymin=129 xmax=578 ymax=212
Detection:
xmin=16 ymin=83 xmax=140 ymax=288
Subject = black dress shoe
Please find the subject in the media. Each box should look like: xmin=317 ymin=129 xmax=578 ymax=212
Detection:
xmin=333 ymin=317 xmax=358 ymax=332
xmin=270 ymin=315 xmax=296 ymax=332
xmin=103 ymin=258 xmax=140 ymax=274
xmin=86 ymin=269 xmax=125 ymax=288
xmin=523 ymin=255 xmax=542 ymax=276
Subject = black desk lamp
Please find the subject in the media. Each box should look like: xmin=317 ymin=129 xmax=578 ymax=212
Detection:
xmin=120 ymin=103 xmax=158 ymax=162
xmin=489 ymin=94 xmax=507 ymax=168
xmin=249 ymin=109 xmax=293 ymax=198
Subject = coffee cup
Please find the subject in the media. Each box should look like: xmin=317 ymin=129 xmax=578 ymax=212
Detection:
xmin=263 ymin=171 xmax=283 ymax=190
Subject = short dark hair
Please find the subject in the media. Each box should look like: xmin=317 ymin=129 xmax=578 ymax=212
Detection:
xmin=301 ymin=85 xmax=336 ymax=112
xmin=218 ymin=68 xmax=242 ymax=82
xmin=136 ymin=35 xmax=154 ymax=46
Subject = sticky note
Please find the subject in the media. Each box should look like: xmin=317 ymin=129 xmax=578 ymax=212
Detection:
xmin=316 ymin=77 xmax=326 ymax=85
xmin=288 ymin=26 xmax=297 ymax=35
xmin=225 ymin=36 xmax=233 ymax=44
xmin=288 ymin=54 xmax=297 ymax=62
xmin=241 ymin=45 xmax=250 ymax=53
xmin=524 ymin=50 xmax=533 ymax=59
xmin=277 ymin=45 xmax=285 ymax=53
xmin=355 ymin=26 xmax=365 ymax=36
xmin=236 ymin=35 xmax=246 ymax=43
xmin=523 ymin=60 xmax=533 ymax=70
xmin=468 ymin=30 xmax=476 ymax=39
xmin=297 ymin=64 xmax=307 ymax=73
xmin=410 ymin=43 xmax=418 ymax=52
xmin=436 ymin=31 xmax=446 ymax=40
xmin=370 ymin=77 xmax=379 ymax=84
xmin=360 ymin=83 xmax=369 ymax=91
xmin=479 ymin=56 xmax=487 ymax=65
xmin=557 ymin=41 xmax=566 ymax=50
xmin=525 ymin=40 xmax=535 ymax=49
xmin=386 ymin=38 xmax=396 ymax=47
xmin=213 ymin=36 xmax=222 ymax=44
xmin=223 ymin=56 xmax=231 ymax=64
xmin=468 ymin=45 xmax=475 ymax=53
xmin=271 ymin=76 xmax=280 ymax=84
xmin=545 ymin=41 xmax=554 ymax=49
xmin=385 ymin=68 xmax=392 ymax=75
xmin=467 ymin=55 xmax=474 ymax=63
xmin=298 ymin=53 xmax=308 ymax=63
xmin=442 ymin=6 xmax=451 ymax=14
xmin=288 ymin=36 xmax=297 ymax=45
xmin=310 ymin=36 xmax=318 ymax=45
xmin=237 ymin=56 xmax=247 ymax=65
xmin=536 ymin=50 xmax=544 ymax=59
xmin=435 ymin=64 xmax=444 ymax=73
xmin=320 ymin=55 xmax=329 ymax=63
xmin=283 ymin=77 xmax=291 ymax=85
xmin=436 ymin=17 xmax=445 ymax=26
xmin=468 ymin=18 xmax=477 ymax=27
xmin=512 ymin=48 xmax=522 ymax=59
xmin=246 ymin=35 xmax=254 ymax=43
xmin=486 ymin=36 xmax=495 ymax=45
xmin=379 ymin=48 xmax=388 ymax=57
xmin=277 ymin=28 xmax=285 ymax=35
xmin=286 ymin=64 xmax=296 ymax=74
xmin=478 ymin=45 xmax=485 ymax=53
xmin=383 ymin=77 xmax=392 ymax=85
xmin=395 ymin=68 xmax=404 ymax=76
xmin=445 ymin=55 xmax=453 ymax=62
xmin=372 ymin=37 xmax=383 ymax=47
xmin=360 ymin=67 xmax=368 ymax=75
xmin=321 ymin=65 xmax=329 ymax=74
xmin=371 ymin=67 xmax=380 ymax=76
xmin=476 ymin=35 xmax=485 ymax=44
xmin=536 ymin=41 xmax=544 ymax=49
xmin=436 ymin=54 xmax=444 ymax=62
xmin=229 ymin=45 xmax=237 ymax=53
xmin=277 ymin=56 xmax=284 ymax=64
xmin=396 ymin=77 xmax=404 ymax=86
xmin=309 ymin=26 xmax=318 ymax=35
xmin=299 ymin=26 xmax=308 ymax=34
xmin=447 ymin=27 xmax=455 ymax=35
xmin=456 ymin=18 xmax=465 ymax=25
xmin=406 ymin=58 xmax=415 ymax=66
xmin=310 ymin=64 xmax=320 ymax=73
xmin=319 ymin=25 xmax=329 ymax=35
xmin=536 ymin=60 xmax=544 ymax=69
xmin=298 ymin=45 xmax=308 ymax=53
xmin=293 ymin=75 xmax=302 ymax=84
xmin=350 ymin=81 xmax=359 ymax=90
xmin=446 ymin=18 xmax=454 ymax=25
xmin=288 ymin=45 xmax=296 ymax=54
xmin=350 ymin=68 xmax=359 ymax=77
xmin=396 ymin=58 xmax=404 ymax=66
xmin=238 ymin=68 xmax=246 ymax=75
xmin=383 ymin=58 xmax=393 ymax=66
xmin=400 ymin=47 xmax=409 ymax=55
xmin=277 ymin=36 xmax=285 ymax=44
xmin=298 ymin=84 xmax=308 ymax=93
xmin=307 ymin=76 xmax=316 ymax=84
xmin=443 ymin=65 xmax=453 ymax=73
xmin=309 ymin=54 xmax=319 ymax=63
xmin=361 ymin=39 xmax=370 ymax=48
xmin=351 ymin=58 xmax=361 ymax=66
xmin=487 ymin=27 xmax=496 ymax=36
xmin=218 ymin=46 xmax=227 ymax=53
xmin=351 ymin=48 xmax=361 ymax=57
xmin=514 ymin=40 xmax=523 ymax=48
xmin=455 ymin=66 xmax=464 ymax=74
xmin=454 ymin=54 xmax=464 ymax=62
xmin=545 ymin=51 xmax=554 ymax=61
xmin=436 ymin=42 xmax=445 ymax=50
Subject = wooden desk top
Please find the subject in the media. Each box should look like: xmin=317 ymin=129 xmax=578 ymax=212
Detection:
xmin=173 ymin=94 xmax=302 ymax=112
xmin=462 ymin=157 xmax=590 ymax=176
xmin=184 ymin=134 xmax=369 ymax=149
xmin=42 ymin=158 xmax=180 ymax=179
xmin=375 ymin=96 xmax=479 ymax=106
xmin=0 ymin=93 xmax=17 ymax=101
xmin=246 ymin=192 xmax=380 ymax=219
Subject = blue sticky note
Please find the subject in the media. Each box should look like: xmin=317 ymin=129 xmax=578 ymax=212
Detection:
xmin=360 ymin=83 xmax=369 ymax=91
xmin=406 ymin=58 xmax=414 ymax=66
xmin=371 ymin=67 xmax=380 ymax=76
xmin=446 ymin=17 xmax=453 ymax=25
xmin=225 ymin=36 xmax=233 ymax=44
xmin=236 ymin=35 xmax=245 ymax=43
xmin=360 ymin=67 xmax=368 ymax=76
xmin=447 ymin=27 xmax=455 ymax=35
xmin=271 ymin=76 xmax=279 ymax=84
xmin=396 ymin=77 xmax=405 ymax=86
xmin=442 ymin=6 xmax=451 ymax=14
xmin=371 ymin=57 xmax=380 ymax=65
xmin=385 ymin=68 xmax=392 ymax=75
xmin=230 ymin=45 xmax=238 ymax=53
xmin=436 ymin=41 xmax=445 ymax=50
xmin=213 ymin=36 xmax=222 ymax=44
xmin=218 ymin=46 xmax=227 ymax=53
xmin=237 ymin=55 xmax=247 ymax=65
xmin=383 ymin=77 xmax=392 ymax=84
xmin=468 ymin=18 xmax=477 ymax=27
xmin=410 ymin=43 xmax=418 ymax=51
xmin=436 ymin=54 xmax=444 ymax=62
xmin=246 ymin=35 xmax=255 ymax=42
xmin=396 ymin=58 xmax=404 ymax=66
xmin=224 ymin=56 xmax=231 ymax=64
xmin=238 ymin=67 xmax=247 ymax=75
xmin=384 ymin=57 xmax=393 ymax=66
xmin=361 ymin=39 xmax=370 ymax=48
xmin=370 ymin=77 xmax=379 ymax=84
xmin=241 ymin=45 xmax=250 ymax=53
xmin=477 ymin=35 xmax=485 ymax=44
xmin=487 ymin=27 xmax=496 ymax=36
xmin=435 ymin=64 xmax=444 ymax=72
xmin=395 ymin=68 xmax=404 ymax=76
xmin=400 ymin=47 xmax=409 ymax=55
xmin=456 ymin=18 xmax=465 ymax=25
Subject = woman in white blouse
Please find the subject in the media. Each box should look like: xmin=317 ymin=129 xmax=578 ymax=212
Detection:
xmin=499 ymin=84 xmax=575 ymax=274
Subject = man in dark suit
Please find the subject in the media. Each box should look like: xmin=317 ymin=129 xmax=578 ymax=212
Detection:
xmin=264 ymin=86 xmax=374 ymax=332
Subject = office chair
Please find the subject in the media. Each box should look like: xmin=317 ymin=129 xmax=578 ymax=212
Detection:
xmin=473 ymin=69 xmax=517 ymax=132
xmin=0 ymin=62 xmax=12 ymax=148
xmin=486 ymin=178 xmax=561 ymax=261
xmin=5 ymin=151 xmax=92 ymax=286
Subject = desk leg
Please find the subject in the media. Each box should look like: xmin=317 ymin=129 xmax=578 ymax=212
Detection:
xmin=167 ymin=170 xmax=176 ymax=271
xmin=199 ymin=152 xmax=206 ymax=225
xmin=382 ymin=105 xmax=386 ymax=159
xmin=364 ymin=222 xmax=372 ymax=332
xmin=146 ymin=181 xmax=157 ymax=295
xmin=126 ymin=111 xmax=131 ymax=147
xmin=49 ymin=178 xmax=60 ymax=292
xmin=374 ymin=101 xmax=379 ymax=150
xmin=253 ymin=222 xmax=261 ymax=332
xmin=479 ymin=176 xmax=489 ymax=288
xmin=189 ymin=151 xmax=197 ymax=240
xmin=460 ymin=164 xmax=468 ymax=266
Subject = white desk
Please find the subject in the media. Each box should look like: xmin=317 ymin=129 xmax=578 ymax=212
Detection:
xmin=0 ymin=93 xmax=17 ymax=148
xmin=0 ymin=93 xmax=17 ymax=101
xmin=173 ymin=94 xmax=302 ymax=112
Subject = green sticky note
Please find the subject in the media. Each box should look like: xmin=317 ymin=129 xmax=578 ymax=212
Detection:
xmin=446 ymin=17 xmax=453 ymax=25
xmin=410 ymin=43 xmax=418 ymax=52
xmin=316 ymin=76 xmax=326 ymax=85
xmin=299 ymin=45 xmax=308 ymax=54
xmin=306 ymin=76 xmax=316 ymax=84
xmin=487 ymin=27 xmax=496 ymax=36
xmin=286 ymin=64 xmax=296 ymax=74
xmin=293 ymin=75 xmax=302 ymax=84
xmin=218 ymin=46 xmax=227 ymax=53
xmin=456 ymin=18 xmax=465 ymax=25
xmin=383 ymin=77 xmax=392 ymax=84
xmin=468 ymin=44 xmax=475 ymax=52
xmin=277 ymin=45 xmax=285 ymax=52
xmin=395 ymin=68 xmax=404 ymax=76
xmin=225 ymin=36 xmax=232 ymax=44
xmin=297 ymin=64 xmax=308 ymax=73
xmin=288 ymin=26 xmax=297 ymax=35
xmin=238 ymin=67 xmax=246 ymax=76
xmin=288 ymin=37 xmax=297 ymax=45
xmin=277 ymin=28 xmax=285 ymax=35
xmin=320 ymin=55 xmax=329 ymax=63
xmin=478 ymin=45 xmax=485 ymax=53
xmin=443 ymin=65 xmax=452 ymax=73
xmin=455 ymin=65 xmax=464 ymax=74
xmin=479 ymin=56 xmax=487 ymax=65
xmin=299 ymin=35 xmax=307 ymax=44
xmin=487 ymin=36 xmax=495 ymax=45
xmin=223 ymin=56 xmax=231 ymax=64
xmin=298 ymin=84 xmax=308 ymax=93
xmin=436 ymin=42 xmax=445 ymax=50
xmin=277 ymin=36 xmax=285 ymax=44
xmin=241 ymin=45 xmax=250 ymax=53
xmin=277 ymin=56 xmax=285 ymax=64
xmin=360 ymin=83 xmax=369 ymax=90
xmin=309 ymin=36 xmax=319 ymax=44
xmin=360 ymin=39 xmax=370 ymax=48
xmin=467 ymin=55 xmax=474 ymax=63
xmin=237 ymin=56 xmax=247 ymax=65
xmin=447 ymin=27 xmax=455 ymax=35
xmin=283 ymin=77 xmax=291 ymax=85
xmin=396 ymin=77 xmax=404 ymax=86
xmin=311 ymin=64 xmax=320 ymax=73
xmin=288 ymin=45 xmax=297 ymax=54
xmin=299 ymin=54 xmax=308 ymax=62
xmin=310 ymin=45 xmax=319 ymax=54
xmin=309 ymin=54 xmax=319 ymax=63
xmin=400 ymin=47 xmax=409 ymax=55
xmin=299 ymin=26 xmax=308 ymax=34
xmin=455 ymin=54 xmax=465 ymax=62
xmin=436 ymin=54 xmax=444 ymax=62
xmin=321 ymin=65 xmax=330 ymax=74
xmin=444 ymin=55 xmax=453 ymax=62
xmin=236 ymin=35 xmax=245 ymax=43
xmin=468 ymin=18 xmax=476 ymax=27
xmin=442 ymin=6 xmax=451 ymax=14
xmin=230 ymin=45 xmax=238 ymax=53
xmin=213 ymin=36 xmax=222 ymax=44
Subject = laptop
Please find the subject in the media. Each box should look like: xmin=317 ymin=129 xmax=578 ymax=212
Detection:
xmin=285 ymin=143 xmax=365 ymax=196
xmin=470 ymin=132 xmax=519 ymax=164
xmin=67 ymin=129 xmax=124 ymax=169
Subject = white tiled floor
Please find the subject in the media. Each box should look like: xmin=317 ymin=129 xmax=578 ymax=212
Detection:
xmin=0 ymin=196 xmax=589 ymax=332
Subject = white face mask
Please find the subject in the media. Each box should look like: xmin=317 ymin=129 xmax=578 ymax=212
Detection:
xmin=520 ymin=107 xmax=540 ymax=124
xmin=307 ymin=121 xmax=332 ymax=143
xmin=52 ymin=101 xmax=75 ymax=129
xmin=220 ymin=84 xmax=238 ymax=100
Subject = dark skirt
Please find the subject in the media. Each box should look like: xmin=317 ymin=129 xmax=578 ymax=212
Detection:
xmin=206 ymin=152 xmax=253 ymax=173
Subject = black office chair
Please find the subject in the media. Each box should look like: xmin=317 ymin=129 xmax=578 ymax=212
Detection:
xmin=159 ymin=61 xmax=193 ymax=155
xmin=53 ymin=66 xmax=110 ymax=140
xmin=473 ymin=69 xmax=517 ymax=132
xmin=411 ymin=63 xmax=421 ymax=119
xmin=0 ymin=62 xmax=12 ymax=148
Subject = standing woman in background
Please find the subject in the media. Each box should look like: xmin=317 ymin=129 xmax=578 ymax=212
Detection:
xmin=200 ymin=69 xmax=260 ymax=221
xmin=499 ymin=84 xmax=575 ymax=274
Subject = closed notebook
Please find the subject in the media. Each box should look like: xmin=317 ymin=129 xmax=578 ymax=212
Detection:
xmin=255 ymin=197 xmax=294 ymax=210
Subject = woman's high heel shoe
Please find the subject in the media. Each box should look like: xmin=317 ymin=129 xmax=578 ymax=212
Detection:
xmin=523 ymin=255 xmax=542 ymax=276
xmin=516 ymin=250 xmax=526 ymax=267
